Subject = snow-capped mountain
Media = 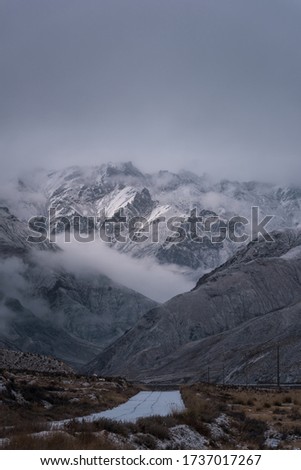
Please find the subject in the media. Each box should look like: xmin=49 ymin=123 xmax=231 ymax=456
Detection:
xmin=0 ymin=206 xmax=156 ymax=368
xmin=1 ymin=162 xmax=301 ymax=378
xmin=1 ymin=162 xmax=300 ymax=280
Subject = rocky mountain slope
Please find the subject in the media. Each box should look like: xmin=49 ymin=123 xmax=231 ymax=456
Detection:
xmin=85 ymin=229 xmax=301 ymax=384
xmin=0 ymin=295 xmax=99 ymax=367
xmin=2 ymin=162 xmax=300 ymax=277
xmin=1 ymin=163 xmax=300 ymax=378
xmin=0 ymin=349 xmax=74 ymax=374
xmin=0 ymin=206 xmax=57 ymax=257
xmin=0 ymin=207 xmax=156 ymax=368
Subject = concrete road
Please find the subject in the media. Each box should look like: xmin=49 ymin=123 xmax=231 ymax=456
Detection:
xmin=55 ymin=391 xmax=185 ymax=427
xmin=91 ymin=390 xmax=185 ymax=422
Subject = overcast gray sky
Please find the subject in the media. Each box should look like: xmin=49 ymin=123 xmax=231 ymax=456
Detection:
xmin=1 ymin=0 xmax=301 ymax=184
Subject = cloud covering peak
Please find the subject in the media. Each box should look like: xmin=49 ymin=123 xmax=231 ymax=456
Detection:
xmin=1 ymin=0 xmax=301 ymax=184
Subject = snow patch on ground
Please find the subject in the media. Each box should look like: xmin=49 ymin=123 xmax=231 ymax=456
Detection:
xmin=0 ymin=438 xmax=9 ymax=448
xmin=0 ymin=380 xmax=7 ymax=393
xmin=103 ymin=425 xmax=208 ymax=450
xmin=264 ymin=428 xmax=282 ymax=449
xmin=208 ymin=414 xmax=230 ymax=440
xmin=166 ymin=425 xmax=208 ymax=450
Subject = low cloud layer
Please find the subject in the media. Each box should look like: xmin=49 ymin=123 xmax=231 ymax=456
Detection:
xmin=0 ymin=257 xmax=50 ymax=329
xmin=0 ymin=258 xmax=28 ymax=298
xmin=34 ymin=237 xmax=195 ymax=303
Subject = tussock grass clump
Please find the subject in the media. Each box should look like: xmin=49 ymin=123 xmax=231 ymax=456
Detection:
xmin=238 ymin=417 xmax=267 ymax=449
xmin=134 ymin=433 xmax=157 ymax=449
xmin=136 ymin=416 xmax=171 ymax=440
xmin=1 ymin=431 xmax=122 ymax=450
xmin=283 ymin=396 xmax=293 ymax=404
xmin=64 ymin=417 xmax=130 ymax=437
xmin=180 ymin=385 xmax=224 ymax=422
xmin=288 ymin=406 xmax=301 ymax=421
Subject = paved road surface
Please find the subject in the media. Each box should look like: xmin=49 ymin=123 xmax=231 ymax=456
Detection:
xmin=55 ymin=391 xmax=185 ymax=426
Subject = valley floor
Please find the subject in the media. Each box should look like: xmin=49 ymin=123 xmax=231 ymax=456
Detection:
xmin=1 ymin=370 xmax=301 ymax=450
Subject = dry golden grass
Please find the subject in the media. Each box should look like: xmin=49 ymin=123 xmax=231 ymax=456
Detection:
xmin=179 ymin=384 xmax=301 ymax=449
xmin=0 ymin=370 xmax=139 ymax=449
xmin=2 ymin=374 xmax=301 ymax=450
xmin=1 ymin=430 xmax=129 ymax=450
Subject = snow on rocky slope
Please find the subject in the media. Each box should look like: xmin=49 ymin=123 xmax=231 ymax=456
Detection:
xmin=0 ymin=349 xmax=74 ymax=374
xmin=0 ymin=206 xmax=156 ymax=368
xmin=2 ymin=162 xmax=300 ymax=278
xmin=0 ymin=163 xmax=300 ymax=378
xmin=85 ymin=229 xmax=301 ymax=384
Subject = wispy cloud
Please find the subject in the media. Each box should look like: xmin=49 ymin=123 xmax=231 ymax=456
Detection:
xmin=33 ymin=237 xmax=195 ymax=302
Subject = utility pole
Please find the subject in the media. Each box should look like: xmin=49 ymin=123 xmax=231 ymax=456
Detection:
xmin=222 ymin=345 xmax=225 ymax=386
xmin=277 ymin=345 xmax=280 ymax=388
xmin=244 ymin=352 xmax=249 ymax=386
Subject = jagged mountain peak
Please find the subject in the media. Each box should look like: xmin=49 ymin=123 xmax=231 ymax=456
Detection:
xmin=2 ymin=163 xmax=301 ymax=275
xmin=101 ymin=161 xmax=144 ymax=178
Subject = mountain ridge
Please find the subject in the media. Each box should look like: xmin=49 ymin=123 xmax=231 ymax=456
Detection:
xmin=0 ymin=205 xmax=157 ymax=368
xmin=2 ymin=162 xmax=300 ymax=278
xmin=84 ymin=228 xmax=301 ymax=384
